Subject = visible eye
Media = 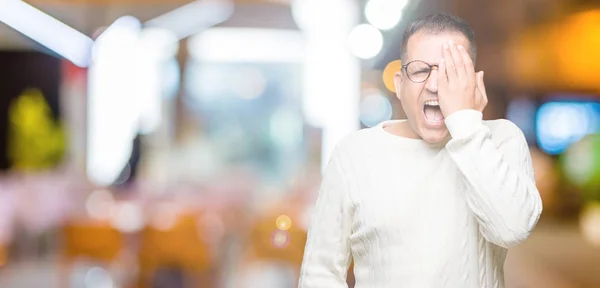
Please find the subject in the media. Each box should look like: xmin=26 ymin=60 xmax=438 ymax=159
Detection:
xmin=412 ymin=69 xmax=430 ymax=76
xmin=407 ymin=64 xmax=430 ymax=75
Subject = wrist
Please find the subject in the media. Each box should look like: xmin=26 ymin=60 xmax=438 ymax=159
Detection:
xmin=442 ymin=104 xmax=470 ymax=118
xmin=444 ymin=109 xmax=483 ymax=139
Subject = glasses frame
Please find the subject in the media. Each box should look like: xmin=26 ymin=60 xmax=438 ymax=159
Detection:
xmin=401 ymin=60 xmax=439 ymax=83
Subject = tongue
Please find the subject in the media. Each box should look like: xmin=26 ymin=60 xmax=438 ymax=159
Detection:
xmin=424 ymin=106 xmax=443 ymax=121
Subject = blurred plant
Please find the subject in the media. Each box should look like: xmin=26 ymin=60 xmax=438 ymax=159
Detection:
xmin=7 ymin=88 xmax=66 ymax=171
xmin=560 ymin=134 xmax=600 ymax=203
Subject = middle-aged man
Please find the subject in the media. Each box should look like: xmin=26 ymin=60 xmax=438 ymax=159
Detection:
xmin=298 ymin=13 xmax=543 ymax=288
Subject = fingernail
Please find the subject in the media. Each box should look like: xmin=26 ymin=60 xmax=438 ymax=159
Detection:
xmin=449 ymin=40 xmax=454 ymax=45
xmin=457 ymin=45 xmax=463 ymax=50
xmin=443 ymin=44 xmax=448 ymax=50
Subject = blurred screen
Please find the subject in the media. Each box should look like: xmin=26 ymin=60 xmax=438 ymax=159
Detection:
xmin=536 ymin=98 xmax=600 ymax=155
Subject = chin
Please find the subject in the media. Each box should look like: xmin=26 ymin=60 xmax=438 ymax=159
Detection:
xmin=422 ymin=134 xmax=449 ymax=144
xmin=419 ymin=124 xmax=449 ymax=144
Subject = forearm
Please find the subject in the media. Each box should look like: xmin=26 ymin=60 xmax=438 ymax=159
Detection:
xmin=445 ymin=110 xmax=543 ymax=248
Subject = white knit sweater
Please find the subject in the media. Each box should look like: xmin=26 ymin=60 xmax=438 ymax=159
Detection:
xmin=298 ymin=110 xmax=543 ymax=288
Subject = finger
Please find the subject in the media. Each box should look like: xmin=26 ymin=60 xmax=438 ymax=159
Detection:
xmin=458 ymin=44 xmax=475 ymax=82
xmin=442 ymin=43 xmax=457 ymax=82
xmin=438 ymin=58 xmax=447 ymax=87
xmin=448 ymin=41 xmax=466 ymax=81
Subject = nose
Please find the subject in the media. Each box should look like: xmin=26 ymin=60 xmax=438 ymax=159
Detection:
xmin=425 ymin=69 xmax=438 ymax=93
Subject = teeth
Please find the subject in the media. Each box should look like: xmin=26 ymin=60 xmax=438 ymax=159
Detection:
xmin=424 ymin=100 xmax=439 ymax=106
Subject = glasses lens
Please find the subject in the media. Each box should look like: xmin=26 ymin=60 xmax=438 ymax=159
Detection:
xmin=406 ymin=61 xmax=431 ymax=82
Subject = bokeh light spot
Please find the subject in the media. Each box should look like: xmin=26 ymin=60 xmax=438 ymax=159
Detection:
xmin=271 ymin=230 xmax=290 ymax=249
xmin=276 ymin=215 xmax=292 ymax=231
xmin=382 ymin=59 xmax=402 ymax=93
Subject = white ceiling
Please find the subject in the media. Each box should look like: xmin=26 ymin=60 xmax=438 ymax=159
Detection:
xmin=0 ymin=2 xmax=298 ymax=50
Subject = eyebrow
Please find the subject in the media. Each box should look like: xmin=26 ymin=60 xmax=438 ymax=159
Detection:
xmin=406 ymin=60 xmax=440 ymax=66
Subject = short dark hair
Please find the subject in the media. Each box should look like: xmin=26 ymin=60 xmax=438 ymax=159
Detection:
xmin=400 ymin=13 xmax=477 ymax=63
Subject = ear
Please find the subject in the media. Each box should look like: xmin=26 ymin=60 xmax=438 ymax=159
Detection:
xmin=393 ymin=71 xmax=403 ymax=101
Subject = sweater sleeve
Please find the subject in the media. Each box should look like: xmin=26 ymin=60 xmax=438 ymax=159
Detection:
xmin=298 ymin=146 xmax=353 ymax=288
xmin=444 ymin=109 xmax=543 ymax=248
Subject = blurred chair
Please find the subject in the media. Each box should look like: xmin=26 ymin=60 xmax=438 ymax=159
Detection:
xmin=247 ymin=215 xmax=307 ymax=267
xmin=235 ymin=208 xmax=307 ymax=288
xmin=60 ymin=221 xmax=124 ymax=287
xmin=62 ymin=221 xmax=123 ymax=262
xmin=136 ymin=212 xmax=214 ymax=288
xmin=0 ymin=244 xmax=8 ymax=269
xmin=237 ymin=191 xmax=355 ymax=288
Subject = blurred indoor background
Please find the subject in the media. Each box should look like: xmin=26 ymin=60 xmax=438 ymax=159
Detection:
xmin=0 ymin=0 xmax=599 ymax=287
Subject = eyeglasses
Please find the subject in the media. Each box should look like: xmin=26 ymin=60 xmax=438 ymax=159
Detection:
xmin=401 ymin=60 xmax=439 ymax=83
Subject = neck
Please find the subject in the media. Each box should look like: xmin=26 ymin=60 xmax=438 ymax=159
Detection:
xmin=384 ymin=120 xmax=449 ymax=147
xmin=385 ymin=120 xmax=419 ymax=139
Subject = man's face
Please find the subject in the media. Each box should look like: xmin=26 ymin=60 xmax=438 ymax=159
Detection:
xmin=394 ymin=32 xmax=471 ymax=144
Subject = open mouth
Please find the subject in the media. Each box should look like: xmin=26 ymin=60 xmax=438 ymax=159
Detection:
xmin=423 ymin=100 xmax=444 ymax=126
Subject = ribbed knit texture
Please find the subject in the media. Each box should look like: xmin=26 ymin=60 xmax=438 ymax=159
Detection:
xmin=298 ymin=110 xmax=543 ymax=288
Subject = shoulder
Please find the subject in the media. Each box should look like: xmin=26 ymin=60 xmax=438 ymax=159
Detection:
xmin=326 ymin=127 xmax=384 ymax=183
xmin=483 ymin=118 xmax=528 ymax=146
xmin=326 ymin=126 xmax=386 ymax=170
xmin=332 ymin=126 xmax=382 ymax=156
